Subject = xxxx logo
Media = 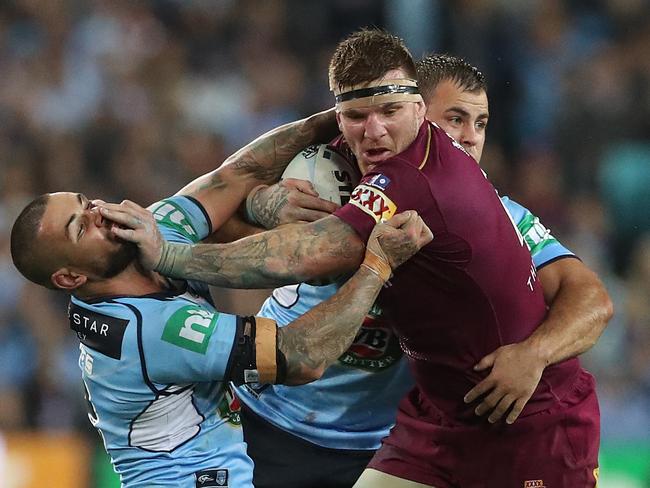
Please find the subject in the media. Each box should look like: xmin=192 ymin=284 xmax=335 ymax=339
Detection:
xmin=349 ymin=184 xmax=397 ymax=223
xmin=524 ymin=481 xmax=546 ymax=488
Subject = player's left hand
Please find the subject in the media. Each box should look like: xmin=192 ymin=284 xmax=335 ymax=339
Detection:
xmin=464 ymin=341 xmax=546 ymax=424
xmin=247 ymin=179 xmax=339 ymax=228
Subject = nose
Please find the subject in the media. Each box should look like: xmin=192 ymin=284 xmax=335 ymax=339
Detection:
xmin=363 ymin=113 xmax=387 ymax=140
xmin=460 ymin=125 xmax=479 ymax=147
xmin=90 ymin=206 xmax=105 ymax=227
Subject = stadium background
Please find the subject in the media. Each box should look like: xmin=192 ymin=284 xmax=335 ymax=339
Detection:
xmin=0 ymin=0 xmax=649 ymax=486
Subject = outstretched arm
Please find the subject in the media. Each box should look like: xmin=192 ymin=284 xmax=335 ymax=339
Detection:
xmin=175 ymin=109 xmax=339 ymax=231
xmin=156 ymin=215 xmax=364 ymax=288
xmin=100 ymin=199 xmax=366 ymax=288
xmin=277 ymin=211 xmax=432 ymax=384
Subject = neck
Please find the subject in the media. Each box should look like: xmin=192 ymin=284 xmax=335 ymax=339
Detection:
xmin=74 ymin=264 xmax=171 ymax=301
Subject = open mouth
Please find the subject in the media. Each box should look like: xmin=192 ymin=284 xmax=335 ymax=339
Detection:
xmin=363 ymin=148 xmax=392 ymax=161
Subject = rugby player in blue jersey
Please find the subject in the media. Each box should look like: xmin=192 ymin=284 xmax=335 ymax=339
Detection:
xmin=9 ymin=110 xmax=431 ymax=488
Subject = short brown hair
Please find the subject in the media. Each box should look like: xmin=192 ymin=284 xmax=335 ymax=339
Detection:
xmin=328 ymin=28 xmax=418 ymax=92
xmin=10 ymin=194 xmax=57 ymax=289
xmin=416 ymin=53 xmax=487 ymax=104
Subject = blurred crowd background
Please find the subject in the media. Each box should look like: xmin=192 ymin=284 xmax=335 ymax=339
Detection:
xmin=0 ymin=0 xmax=649 ymax=486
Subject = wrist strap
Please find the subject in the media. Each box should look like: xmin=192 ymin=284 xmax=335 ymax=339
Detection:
xmin=361 ymin=248 xmax=392 ymax=283
xmin=155 ymin=241 xmax=192 ymax=278
xmin=245 ymin=185 xmax=269 ymax=226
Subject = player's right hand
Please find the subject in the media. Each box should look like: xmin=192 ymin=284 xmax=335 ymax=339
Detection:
xmin=97 ymin=200 xmax=163 ymax=271
xmin=368 ymin=210 xmax=433 ymax=271
xmin=248 ymin=179 xmax=339 ymax=228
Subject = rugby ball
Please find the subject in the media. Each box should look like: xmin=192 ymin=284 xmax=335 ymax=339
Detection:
xmin=282 ymin=144 xmax=360 ymax=206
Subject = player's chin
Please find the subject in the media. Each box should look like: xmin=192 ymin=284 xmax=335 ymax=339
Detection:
xmin=102 ymin=241 xmax=138 ymax=278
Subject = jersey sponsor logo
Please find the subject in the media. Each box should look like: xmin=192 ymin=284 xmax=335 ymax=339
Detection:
xmin=524 ymin=481 xmax=546 ymax=488
xmin=338 ymin=306 xmax=402 ymax=372
xmin=517 ymin=212 xmax=558 ymax=255
xmin=300 ymin=144 xmax=319 ymax=159
xmin=161 ymin=306 xmax=218 ymax=354
xmin=68 ymin=303 xmax=128 ymax=360
xmin=195 ymin=468 xmax=229 ymax=487
xmin=365 ymin=173 xmax=391 ymax=191
xmin=349 ymin=184 xmax=397 ymax=223
xmin=150 ymin=199 xmax=199 ymax=242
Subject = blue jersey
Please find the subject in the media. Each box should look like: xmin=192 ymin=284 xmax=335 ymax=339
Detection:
xmin=236 ymin=197 xmax=574 ymax=450
xmin=70 ymin=196 xmax=253 ymax=488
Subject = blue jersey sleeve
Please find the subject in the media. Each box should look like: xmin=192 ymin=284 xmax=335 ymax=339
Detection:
xmin=138 ymin=296 xmax=238 ymax=385
xmin=501 ymin=196 xmax=574 ymax=268
xmin=148 ymin=195 xmax=212 ymax=244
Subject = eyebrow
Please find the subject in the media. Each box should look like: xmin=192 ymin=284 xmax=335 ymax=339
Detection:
xmin=65 ymin=193 xmax=84 ymax=240
xmin=343 ymin=102 xmax=402 ymax=116
xmin=445 ymin=106 xmax=489 ymax=119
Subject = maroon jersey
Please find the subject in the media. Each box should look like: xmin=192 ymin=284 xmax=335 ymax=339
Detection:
xmin=334 ymin=122 xmax=582 ymax=421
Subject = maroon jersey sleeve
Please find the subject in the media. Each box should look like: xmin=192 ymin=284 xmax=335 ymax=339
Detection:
xmin=333 ymin=161 xmax=434 ymax=242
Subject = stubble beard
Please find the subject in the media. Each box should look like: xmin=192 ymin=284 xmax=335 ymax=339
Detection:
xmin=100 ymin=241 xmax=139 ymax=279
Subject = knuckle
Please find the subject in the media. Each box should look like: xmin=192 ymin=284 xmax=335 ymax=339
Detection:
xmin=484 ymin=398 xmax=497 ymax=409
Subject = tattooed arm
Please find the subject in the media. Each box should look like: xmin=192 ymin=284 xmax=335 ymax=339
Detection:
xmin=156 ymin=215 xmax=365 ymax=288
xmin=274 ymin=211 xmax=431 ymax=384
xmin=100 ymin=197 xmax=363 ymax=286
xmin=175 ymin=109 xmax=338 ymax=231
xmin=278 ymin=265 xmax=384 ymax=383
xmin=101 ymin=201 xmax=433 ymax=384
xmin=245 ymin=178 xmax=339 ymax=229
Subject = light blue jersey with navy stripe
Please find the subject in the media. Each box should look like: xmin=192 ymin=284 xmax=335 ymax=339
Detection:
xmin=71 ymin=196 xmax=253 ymax=487
xmin=236 ymin=197 xmax=574 ymax=450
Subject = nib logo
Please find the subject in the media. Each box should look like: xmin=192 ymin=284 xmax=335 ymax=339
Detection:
xmin=196 ymin=468 xmax=228 ymax=487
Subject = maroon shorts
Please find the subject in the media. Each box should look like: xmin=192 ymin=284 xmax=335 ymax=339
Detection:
xmin=368 ymin=370 xmax=600 ymax=487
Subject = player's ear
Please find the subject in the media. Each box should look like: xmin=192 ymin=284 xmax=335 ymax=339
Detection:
xmin=51 ymin=268 xmax=87 ymax=290
xmin=335 ymin=111 xmax=343 ymax=132
xmin=415 ymin=100 xmax=427 ymax=118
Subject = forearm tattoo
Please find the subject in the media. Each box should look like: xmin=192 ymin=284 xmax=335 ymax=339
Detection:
xmin=277 ymin=267 xmax=383 ymax=383
xmin=249 ymin=184 xmax=290 ymax=229
xmin=154 ymin=216 xmax=363 ymax=288
xmin=193 ymin=172 xmax=227 ymax=193
xmin=225 ymin=111 xmax=338 ymax=184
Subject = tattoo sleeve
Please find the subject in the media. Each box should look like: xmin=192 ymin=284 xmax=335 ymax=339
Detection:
xmin=156 ymin=215 xmax=365 ymax=288
xmin=248 ymin=183 xmax=289 ymax=229
xmin=175 ymin=109 xmax=338 ymax=230
xmin=277 ymin=266 xmax=384 ymax=385
xmin=221 ymin=109 xmax=339 ymax=185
